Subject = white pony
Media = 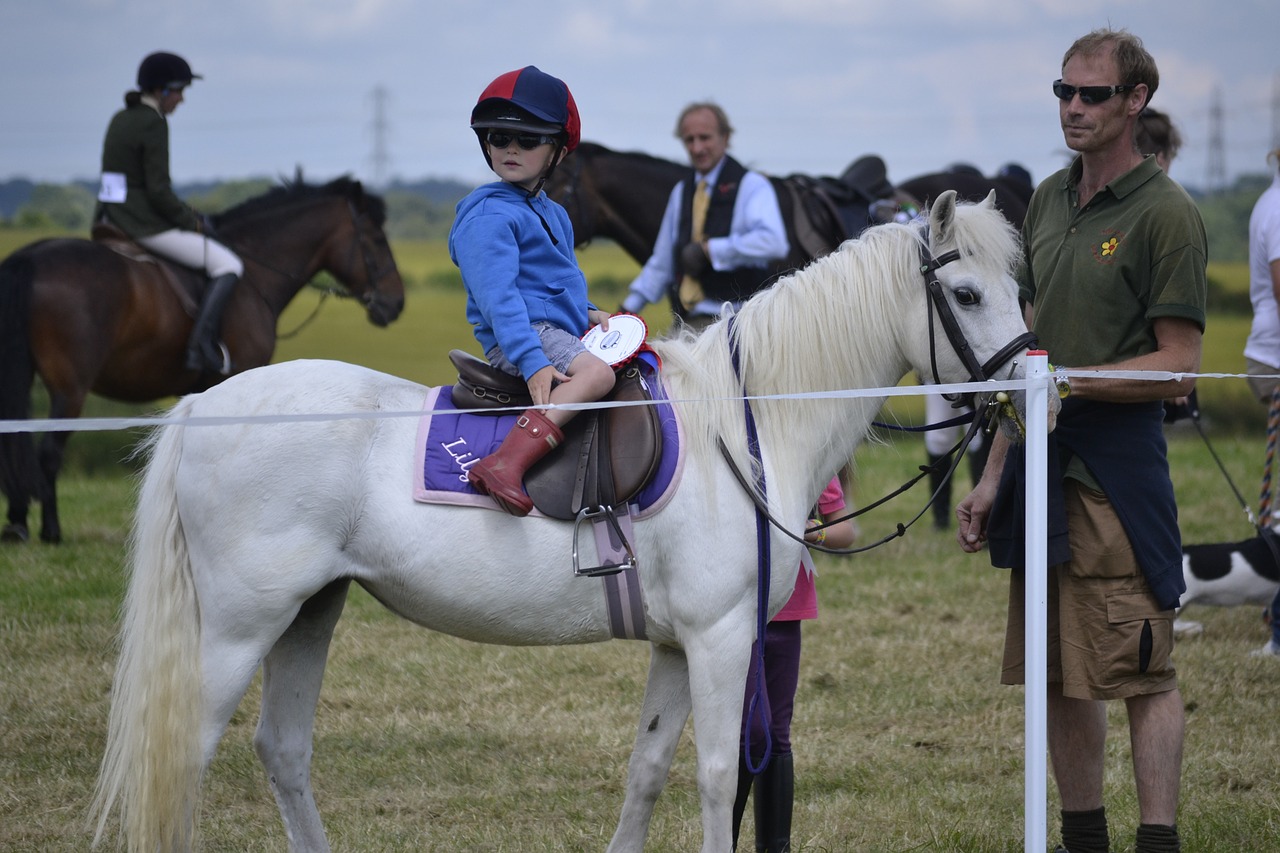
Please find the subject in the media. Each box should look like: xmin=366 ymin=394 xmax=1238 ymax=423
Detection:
xmin=92 ymin=191 xmax=1046 ymax=852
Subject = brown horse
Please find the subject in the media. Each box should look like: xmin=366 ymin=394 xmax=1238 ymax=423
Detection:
xmin=0 ymin=175 xmax=404 ymax=543
xmin=546 ymin=141 xmax=1032 ymax=270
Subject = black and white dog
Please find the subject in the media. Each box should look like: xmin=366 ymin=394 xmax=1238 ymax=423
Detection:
xmin=1176 ymin=527 xmax=1280 ymax=637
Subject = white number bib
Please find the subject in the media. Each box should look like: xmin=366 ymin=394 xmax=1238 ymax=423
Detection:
xmin=97 ymin=172 xmax=127 ymax=203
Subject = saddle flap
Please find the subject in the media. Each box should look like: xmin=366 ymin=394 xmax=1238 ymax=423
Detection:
xmin=448 ymin=349 xmax=533 ymax=410
xmin=91 ymin=221 xmax=131 ymax=243
xmin=524 ymin=367 xmax=663 ymax=521
xmin=89 ymin=221 xmax=200 ymax=315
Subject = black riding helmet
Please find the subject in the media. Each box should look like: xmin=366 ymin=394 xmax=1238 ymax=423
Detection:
xmin=470 ymin=66 xmax=580 ymax=194
xmin=137 ymin=51 xmax=201 ymax=92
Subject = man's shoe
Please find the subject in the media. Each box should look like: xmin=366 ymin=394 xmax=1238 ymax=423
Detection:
xmin=1248 ymin=639 xmax=1280 ymax=658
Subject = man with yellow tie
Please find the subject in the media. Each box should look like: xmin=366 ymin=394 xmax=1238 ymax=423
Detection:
xmin=621 ymin=102 xmax=789 ymax=330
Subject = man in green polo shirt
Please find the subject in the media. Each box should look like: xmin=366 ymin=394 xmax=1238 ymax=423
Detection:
xmin=955 ymin=28 xmax=1206 ymax=853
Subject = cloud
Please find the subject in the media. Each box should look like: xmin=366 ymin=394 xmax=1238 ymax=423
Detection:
xmin=253 ymin=0 xmax=411 ymax=40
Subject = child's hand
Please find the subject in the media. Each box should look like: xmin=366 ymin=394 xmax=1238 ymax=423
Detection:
xmin=527 ymin=364 xmax=569 ymax=407
xmin=588 ymin=309 xmax=611 ymax=330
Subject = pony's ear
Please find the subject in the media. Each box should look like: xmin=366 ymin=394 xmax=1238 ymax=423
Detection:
xmin=981 ymin=189 xmax=998 ymax=210
xmin=927 ymin=189 xmax=960 ymax=247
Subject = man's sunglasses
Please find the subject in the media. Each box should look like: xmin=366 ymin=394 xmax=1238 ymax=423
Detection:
xmin=1052 ymin=80 xmax=1137 ymax=105
xmin=485 ymin=131 xmax=557 ymax=150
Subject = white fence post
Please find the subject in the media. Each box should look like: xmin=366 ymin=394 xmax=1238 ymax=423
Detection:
xmin=1023 ymin=350 xmax=1050 ymax=851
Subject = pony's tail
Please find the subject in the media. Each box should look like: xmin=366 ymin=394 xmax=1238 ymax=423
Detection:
xmin=0 ymin=252 xmax=40 ymax=512
xmin=91 ymin=400 xmax=204 ymax=852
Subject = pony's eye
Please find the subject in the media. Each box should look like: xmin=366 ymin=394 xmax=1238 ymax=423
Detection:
xmin=953 ymin=287 xmax=979 ymax=306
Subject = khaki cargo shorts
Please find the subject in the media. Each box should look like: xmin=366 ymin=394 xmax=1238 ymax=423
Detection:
xmin=1000 ymin=480 xmax=1178 ymax=700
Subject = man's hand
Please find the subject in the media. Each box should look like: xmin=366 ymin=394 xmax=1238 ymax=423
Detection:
xmin=955 ymin=478 xmax=997 ymax=553
xmin=680 ymin=241 xmax=709 ymax=276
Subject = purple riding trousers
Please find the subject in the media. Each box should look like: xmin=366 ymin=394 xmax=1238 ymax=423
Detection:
xmin=740 ymin=619 xmax=802 ymax=758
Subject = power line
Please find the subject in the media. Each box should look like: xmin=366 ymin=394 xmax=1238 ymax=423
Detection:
xmin=1206 ymin=86 xmax=1226 ymax=194
xmin=1272 ymin=71 xmax=1280 ymax=152
xmin=368 ymin=86 xmax=391 ymax=188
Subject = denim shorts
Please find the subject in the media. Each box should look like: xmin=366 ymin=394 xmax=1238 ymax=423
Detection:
xmin=486 ymin=321 xmax=586 ymax=378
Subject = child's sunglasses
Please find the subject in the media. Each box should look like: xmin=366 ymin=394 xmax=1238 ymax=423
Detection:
xmin=1052 ymin=80 xmax=1137 ymax=105
xmin=485 ymin=131 xmax=557 ymax=150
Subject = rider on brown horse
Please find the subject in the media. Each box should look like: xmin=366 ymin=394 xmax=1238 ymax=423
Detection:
xmin=95 ymin=51 xmax=242 ymax=375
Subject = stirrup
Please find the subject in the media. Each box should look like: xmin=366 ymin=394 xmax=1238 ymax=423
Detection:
xmin=572 ymin=505 xmax=636 ymax=577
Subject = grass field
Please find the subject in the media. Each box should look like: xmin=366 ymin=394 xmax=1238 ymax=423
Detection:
xmin=2 ymin=229 xmax=1279 ymax=850
xmin=2 ymin=436 xmax=1278 ymax=851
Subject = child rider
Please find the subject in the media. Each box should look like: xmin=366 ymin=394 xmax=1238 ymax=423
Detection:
xmin=449 ymin=66 xmax=615 ymax=516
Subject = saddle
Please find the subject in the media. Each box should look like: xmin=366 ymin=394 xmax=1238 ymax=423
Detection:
xmin=90 ymin=220 xmax=201 ymax=315
xmin=774 ymin=155 xmax=921 ymax=261
xmin=447 ymin=350 xmax=664 ymax=522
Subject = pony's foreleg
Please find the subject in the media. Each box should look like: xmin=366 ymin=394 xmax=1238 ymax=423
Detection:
xmin=254 ymin=579 xmax=351 ymax=853
xmin=685 ymin=623 xmax=755 ymax=853
xmin=606 ymin=642 xmax=693 ymax=853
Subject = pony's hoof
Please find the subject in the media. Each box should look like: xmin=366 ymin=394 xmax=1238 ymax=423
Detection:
xmin=1 ymin=523 xmax=30 ymax=543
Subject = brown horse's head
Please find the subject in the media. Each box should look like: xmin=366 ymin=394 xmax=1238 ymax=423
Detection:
xmin=544 ymin=142 xmax=686 ymax=265
xmin=216 ymin=175 xmax=405 ymax=327
xmin=326 ymin=178 xmax=405 ymax=327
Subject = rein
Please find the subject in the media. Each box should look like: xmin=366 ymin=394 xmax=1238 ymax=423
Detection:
xmin=718 ymin=234 xmax=1033 ymax=557
xmin=718 ymin=399 xmax=993 ymax=556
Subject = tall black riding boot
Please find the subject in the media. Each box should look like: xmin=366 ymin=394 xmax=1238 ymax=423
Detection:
xmin=927 ymin=452 xmax=953 ymax=530
xmin=752 ymin=752 xmax=794 ymax=853
xmin=185 ymin=273 xmax=238 ymax=374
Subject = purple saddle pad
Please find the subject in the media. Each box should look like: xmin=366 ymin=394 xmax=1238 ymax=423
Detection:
xmin=413 ymin=355 xmax=683 ymax=517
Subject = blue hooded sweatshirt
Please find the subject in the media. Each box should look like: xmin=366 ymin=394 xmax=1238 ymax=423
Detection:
xmin=449 ymin=181 xmax=592 ymax=381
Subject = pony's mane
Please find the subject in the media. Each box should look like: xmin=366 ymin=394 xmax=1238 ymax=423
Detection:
xmin=216 ymin=175 xmax=387 ymax=227
xmin=652 ymin=197 xmax=1021 ymax=508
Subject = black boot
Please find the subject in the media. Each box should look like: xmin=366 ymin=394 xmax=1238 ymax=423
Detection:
xmin=927 ymin=452 xmax=953 ymax=530
xmin=731 ymin=755 xmax=756 ymax=852
xmin=752 ymin=752 xmax=793 ymax=853
xmin=185 ymin=273 xmax=238 ymax=374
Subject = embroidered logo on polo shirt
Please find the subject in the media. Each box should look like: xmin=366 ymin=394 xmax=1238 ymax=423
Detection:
xmin=1092 ymin=229 xmax=1125 ymax=265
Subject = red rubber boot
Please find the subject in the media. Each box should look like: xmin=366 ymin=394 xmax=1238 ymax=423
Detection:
xmin=467 ymin=409 xmax=564 ymax=517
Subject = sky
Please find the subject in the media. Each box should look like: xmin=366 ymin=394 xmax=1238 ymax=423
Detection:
xmin=2 ymin=0 xmax=1278 ymax=195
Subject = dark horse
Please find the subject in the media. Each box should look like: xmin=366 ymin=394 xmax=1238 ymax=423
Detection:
xmin=546 ymin=141 xmax=1033 ymax=271
xmin=898 ymin=164 xmax=1032 ymax=230
xmin=0 ymin=175 xmax=405 ymax=543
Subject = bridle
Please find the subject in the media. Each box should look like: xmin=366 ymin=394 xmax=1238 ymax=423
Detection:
xmin=549 ymin=152 xmax=594 ymax=245
xmin=718 ymin=231 xmax=1038 ymax=557
xmin=919 ymin=235 xmax=1037 ymax=393
xmin=343 ymin=198 xmax=399 ymax=312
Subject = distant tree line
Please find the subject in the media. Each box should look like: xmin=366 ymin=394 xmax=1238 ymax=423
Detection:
xmin=0 ymin=175 xmax=473 ymax=241
xmin=0 ymin=172 xmax=1270 ymax=263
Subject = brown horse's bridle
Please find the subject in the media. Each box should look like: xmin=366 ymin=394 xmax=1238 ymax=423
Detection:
xmin=343 ymin=199 xmax=399 ymax=308
xmin=550 ymin=152 xmax=594 ymax=243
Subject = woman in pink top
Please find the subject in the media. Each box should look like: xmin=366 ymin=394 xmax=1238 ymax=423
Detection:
xmin=731 ymin=476 xmax=857 ymax=852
